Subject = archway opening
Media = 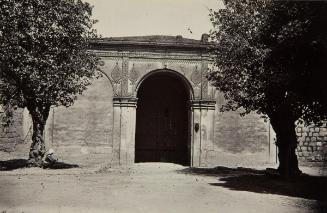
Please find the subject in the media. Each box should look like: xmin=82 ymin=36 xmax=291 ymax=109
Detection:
xmin=135 ymin=71 xmax=190 ymax=166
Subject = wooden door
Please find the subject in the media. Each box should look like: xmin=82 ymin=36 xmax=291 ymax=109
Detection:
xmin=135 ymin=73 xmax=189 ymax=165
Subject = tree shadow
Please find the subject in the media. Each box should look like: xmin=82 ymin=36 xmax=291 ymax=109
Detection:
xmin=45 ymin=161 xmax=79 ymax=170
xmin=0 ymin=159 xmax=79 ymax=171
xmin=0 ymin=159 xmax=28 ymax=171
xmin=179 ymin=166 xmax=265 ymax=177
xmin=179 ymin=166 xmax=327 ymax=201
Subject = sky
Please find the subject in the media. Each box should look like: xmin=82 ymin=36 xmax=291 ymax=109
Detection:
xmin=86 ymin=0 xmax=224 ymax=40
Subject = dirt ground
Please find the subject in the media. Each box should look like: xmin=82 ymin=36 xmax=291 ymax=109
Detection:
xmin=0 ymin=162 xmax=326 ymax=213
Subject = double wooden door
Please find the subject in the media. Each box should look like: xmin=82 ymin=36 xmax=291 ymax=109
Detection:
xmin=135 ymin=73 xmax=189 ymax=165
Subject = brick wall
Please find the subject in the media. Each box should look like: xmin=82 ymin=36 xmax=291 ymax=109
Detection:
xmin=204 ymin=92 xmax=276 ymax=167
xmin=296 ymin=123 xmax=327 ymax=163
xmin=44 ymin=76 xmax=114 ymax=167
xmin=3 ymin=84 xmax=326 ymax=166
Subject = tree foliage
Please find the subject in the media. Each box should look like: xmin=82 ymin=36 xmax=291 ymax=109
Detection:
xmin=209 ymin=0 xmax=327 ymax=175
xmin=209 ymin=0 xmax=327 ymax=123
xmin=0 ymin=0 xmax=100 ymax=166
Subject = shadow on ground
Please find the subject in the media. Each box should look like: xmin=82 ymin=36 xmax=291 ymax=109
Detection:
xmin=45 ymin=162 xmax=79 ymax=170
xmin=0 ymin=159 xmax=79 ymax=171
xmin=0 ymin=159 xmax=28 ymax=171
xmin=179 ymin=166 xmax=327 ymax=202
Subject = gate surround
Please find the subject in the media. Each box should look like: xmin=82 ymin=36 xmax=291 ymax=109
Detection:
xmin=91 ymin=35 xmax=216 ymax=166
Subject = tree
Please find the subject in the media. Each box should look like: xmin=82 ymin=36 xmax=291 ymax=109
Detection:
xmin=208 ymin=0 xmax=327 ymax=176
xmin=0 ymin=0 xmax=101 ymax=166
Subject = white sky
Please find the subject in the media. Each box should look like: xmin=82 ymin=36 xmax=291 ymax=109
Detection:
xmin=86 ymin=0 xmax=224 ymax=40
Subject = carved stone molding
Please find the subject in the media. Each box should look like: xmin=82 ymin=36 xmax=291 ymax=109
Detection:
xmin=131 ymin=58 xmax=201 ymax=64
xmin=201 ymin=61 xmax=209 ymax=99
xmin=190 ymin=100 xmax=216 ymax=110
xmin=94 ymin=51 xmax=205 ymax=64
xmin=121 ymin=58 xmax=129 ymax=96
xmin=180 ymin=65 xmax=186 ymax=75
xmin=111 ymin=62 xmax=122 ymax=83
xmin=129 ymin=64 xmax=139 ymax=85
xmin=191 ymin=65 xmax=201 ymax=86
xmin=98 ymin=60 xmax=105 ymax=67
xmin=113 ymin=97 xmax=138 ymax=108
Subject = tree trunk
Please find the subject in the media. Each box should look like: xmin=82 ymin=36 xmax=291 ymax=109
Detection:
xmin=27 ymin=106 xmax=50 ymax=167
xmin=270 ymin=114 xmax=302 ymax=177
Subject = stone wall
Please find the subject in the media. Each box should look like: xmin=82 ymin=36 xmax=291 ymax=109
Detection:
xmin=296 ymin=123 xmax=327 ymax=163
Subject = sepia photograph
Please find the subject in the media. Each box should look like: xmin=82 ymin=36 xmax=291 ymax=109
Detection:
xmin=0 ymin=0 xmax=326 ymax=212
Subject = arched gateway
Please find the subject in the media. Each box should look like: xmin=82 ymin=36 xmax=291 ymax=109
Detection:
xmin=43 ymin=35 xmax=276 ymax=168
xmin=90 ymin=35 xmax=216 ymax=166
xmin=135 ymin=71 xmax=191 ymax=165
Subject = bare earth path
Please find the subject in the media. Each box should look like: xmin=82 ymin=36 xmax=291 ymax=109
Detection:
xmin=0 ymin=163 xmax=326 ymax=213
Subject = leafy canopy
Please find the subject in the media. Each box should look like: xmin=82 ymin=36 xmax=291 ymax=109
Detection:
xmin=208 ymin=0 xmax=327 ymax=124
xmin=0 ymin=0 xmax=100 ymax=118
